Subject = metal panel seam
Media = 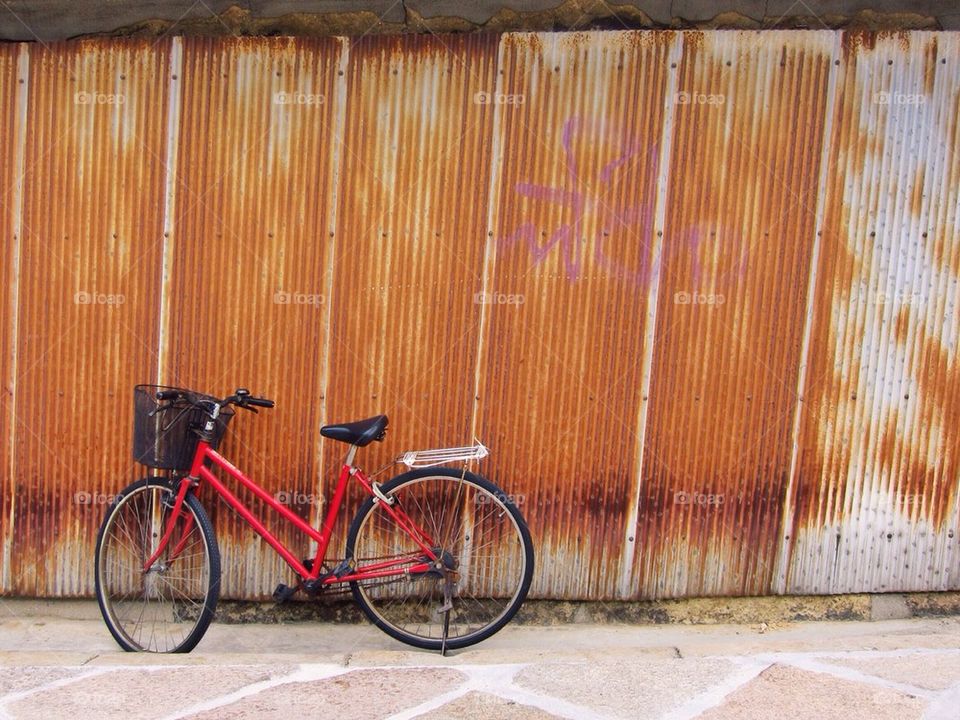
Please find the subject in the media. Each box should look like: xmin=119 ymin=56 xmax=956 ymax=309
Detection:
xmin=158 ymin=37 xmax=184 ymax=385
xmin=3 ymin=43 xmax=28 ymax=591
xmin=617 ymin=33 xmax=683 ymax=600
xmin=312 ymin=36 xmax=351 ymax=553
xmin=468 ymin=35 xmax=506 ymax=445
xmin=774 ymin=32 xmax=843 ymax=594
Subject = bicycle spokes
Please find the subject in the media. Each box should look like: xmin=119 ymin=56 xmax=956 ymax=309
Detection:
xmin=96 ymin=481 xmax=219 ymax=653
xmin=347 ymin=471 xmax=533 ymax=650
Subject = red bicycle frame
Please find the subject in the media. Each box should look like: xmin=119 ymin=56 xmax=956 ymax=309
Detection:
xmin=143 ymin=439 xmax=440 ymax=585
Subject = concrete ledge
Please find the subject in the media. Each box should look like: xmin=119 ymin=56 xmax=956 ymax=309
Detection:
xmin=3 ymin=592 xmax=958 ymax=625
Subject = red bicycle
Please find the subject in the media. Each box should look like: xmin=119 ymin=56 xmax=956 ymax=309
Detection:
xmin=94 ymin=385 xmax=534 ymax=654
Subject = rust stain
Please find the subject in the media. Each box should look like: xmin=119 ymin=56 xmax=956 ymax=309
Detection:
xmin=923 ymin=36 xmax=938 ymax=96
xmin=501 ymin=32 xmax=544 ymax=55
xmin=893 ymin=304 xmax=911 ymax=345
xmin=0 ymin=45 xmax=19 ymax=591
xmin=841 ymin=31 xmax=877 ymax=59
xmin=910 ymin=164 xmax=926 ymax=216
xmin=12 ymin=39 xmax=170 ymax=595
xmin=480 ymin=30 xmax=673 ymax=599
xmin=788 ymin=31 xmax=960 ymax=594
xmin=163 ymin=36 xmax=344 ymax=599
xmin=2 ymin=31 xmax=959 ymax=600
xmin=322 ymin=33 xmax=499 ymax=564
xmin=637 ymin=31 xmax=834 ymax=599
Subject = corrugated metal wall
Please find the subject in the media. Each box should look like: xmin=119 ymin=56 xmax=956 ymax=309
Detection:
xmin=0 ymin=30 xmax=956 ymax=600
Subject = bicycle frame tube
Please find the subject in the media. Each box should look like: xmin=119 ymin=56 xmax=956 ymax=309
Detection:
xmin=145 ymin=438 xmax=439 ymax=583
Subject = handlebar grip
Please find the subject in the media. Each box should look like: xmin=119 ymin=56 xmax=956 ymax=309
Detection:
xmin=247 ymin=397 xmax=274 ymax=408
xmin=156 ymin=389 xmax=181 ymax=401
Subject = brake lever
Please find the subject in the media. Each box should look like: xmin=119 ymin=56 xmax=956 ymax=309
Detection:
xmin=148 ymin=402 xmax=172 ymax=418
xmin=238 ymin=404 xmax=259 ymax=414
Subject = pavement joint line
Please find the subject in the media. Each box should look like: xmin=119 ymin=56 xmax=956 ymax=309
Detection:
xmin=749 ymin=654 xmax=937 ymax=698
xmin=660 ymin=659 xmax=773 ymax=720
xmin=156 ymin=663 xmax=349 ymax=720
xmin=922 ymin=682 xmax=960 ymax=720
xmin=385 ymin=663 xmax=522 ymax=720
xmin=752 ymin=648 xmax=960 ymax=660
xmin=0 ymin=664 xmax=116 ymax=716
xmin=484 ymin=678 xmax=618 ymax=720
xmin=0 ymin=653 xmax=956 ymax=720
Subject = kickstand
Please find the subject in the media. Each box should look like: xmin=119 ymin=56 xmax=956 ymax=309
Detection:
xmin=440 ymin=572 xmax=454 ymax=656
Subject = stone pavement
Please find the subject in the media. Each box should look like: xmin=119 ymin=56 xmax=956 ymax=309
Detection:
xmin=0 ymin=602 xmax=958 ymax=719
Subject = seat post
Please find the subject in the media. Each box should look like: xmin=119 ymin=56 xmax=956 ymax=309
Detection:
xmin=344 ymin=444 xmax=357 ymax=468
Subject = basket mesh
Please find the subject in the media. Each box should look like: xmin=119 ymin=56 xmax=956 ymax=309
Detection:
xmin=133 ymin=385 xmax=234 ymax=470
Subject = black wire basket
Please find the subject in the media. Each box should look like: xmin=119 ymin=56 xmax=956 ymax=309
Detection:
xmin=133 ymin=384 xmax=234 ymax=471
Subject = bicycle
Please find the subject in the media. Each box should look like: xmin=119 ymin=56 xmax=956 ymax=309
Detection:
xmin=94 ymin=385 xmax=534 ymax=654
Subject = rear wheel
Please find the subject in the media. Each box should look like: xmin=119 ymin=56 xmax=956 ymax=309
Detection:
xmin=346 ymin=467 xmax=534 ymax=650
xmin=95 ymin=478 xmax=220 ymax=653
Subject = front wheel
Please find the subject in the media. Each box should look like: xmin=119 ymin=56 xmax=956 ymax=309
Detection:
xmin=346 ymin=467 xmax=534 ymax=650
xmin=94 ymin=478 xmax=220 ymax=652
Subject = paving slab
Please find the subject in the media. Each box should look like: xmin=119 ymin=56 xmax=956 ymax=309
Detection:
xmin=6 ymin=665 xmax=291 ymax=720
xmin=418 ymin=690 xmax=563 ymax=719
xmin=185 ymin=667 xmax=467 ymax=720
xmin=821 ymin=652 xmax=960 ymax=692
xmin=698 ymin=663 xmax=927 ymax=720
xmin=0 ymin=666 xmax=88 ymax=696
xmin=515 ymin=658 xmax=743 ymax=720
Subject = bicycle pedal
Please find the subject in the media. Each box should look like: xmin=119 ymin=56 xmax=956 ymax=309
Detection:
xmin=331 ymin=558 xmax=355 ymax=578
xmin=302 ymin=579 xmax=322 ymax=596
xmin=272 ymin=583 xmax=298 ymax=603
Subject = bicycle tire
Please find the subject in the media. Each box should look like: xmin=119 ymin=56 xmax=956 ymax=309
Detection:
xmin=345 ymin=467 xmax=534 ymax=651
xmin=95 ymin=477 xmax=220 ymax=653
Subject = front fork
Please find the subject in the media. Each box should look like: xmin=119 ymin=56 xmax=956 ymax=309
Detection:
xmin=143 ymin=475 xmax=195 ymax=572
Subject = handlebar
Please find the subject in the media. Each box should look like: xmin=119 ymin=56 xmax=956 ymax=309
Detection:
xmin=246 ymin=397 xmax=275 ymax=408
xmin=153 ymin=387 xmax=275 ymax=414
xmin=227 ymin=387 xmax=275 ymax=412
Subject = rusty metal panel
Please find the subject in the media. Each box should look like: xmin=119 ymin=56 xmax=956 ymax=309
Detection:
xmin=164 ymin=37 xmax=345 ymax=599
xmin=3 ymin=30 xmax=959 ymax=602
xmin=0 ymin=45 xmax=24 ymax=593
xmin=784 ymin=32 xmax=960 ymax=594
xmin=320 ymin=33 xmax=499 ymax=560
xmin=478 ymin=31 xmax=675 ymax=599
xmin=11 ymin=40 xmax=170 ymax=596
xmin=632 ymin=31 xmax=836 ymax=599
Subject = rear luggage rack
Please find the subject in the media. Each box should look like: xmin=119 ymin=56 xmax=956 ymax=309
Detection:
xmin=397 ymin=442 xmax=490 ymax=468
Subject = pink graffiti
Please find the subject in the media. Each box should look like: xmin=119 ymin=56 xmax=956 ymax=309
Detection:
xmin=500 ymin=116 xmax=748 ymax=288
xmin=501 ymin=116 xmax=657 ymax=283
